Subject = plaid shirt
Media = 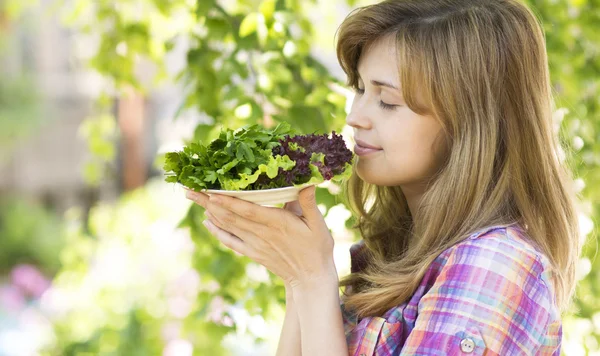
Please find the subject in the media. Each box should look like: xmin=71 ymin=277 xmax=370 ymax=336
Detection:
xmin=340 ymin=224 xmax=562 ymax=355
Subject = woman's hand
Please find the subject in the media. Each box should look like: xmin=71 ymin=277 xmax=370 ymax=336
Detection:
xmin=185 ymin=185 xmax=338 ymax=290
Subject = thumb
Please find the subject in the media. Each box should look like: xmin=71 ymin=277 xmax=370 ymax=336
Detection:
xmin=298 ymin=185 xmax=320 ymax=222
xmin=283 ymin=200 xmax=303 ymax=216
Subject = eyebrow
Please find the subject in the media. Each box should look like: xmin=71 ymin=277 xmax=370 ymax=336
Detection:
xmin=370 ymin=79 xmax=399 ymax=90
xmin=356 ymin=67 xmax=401 ymax=90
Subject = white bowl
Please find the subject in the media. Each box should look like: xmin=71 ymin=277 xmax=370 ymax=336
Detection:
xmin=181 ymin=182 xmax=316 ymax=206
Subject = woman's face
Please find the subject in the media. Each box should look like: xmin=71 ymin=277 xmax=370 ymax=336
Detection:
xmin=346 ymin=35 xmax=448 ymax=196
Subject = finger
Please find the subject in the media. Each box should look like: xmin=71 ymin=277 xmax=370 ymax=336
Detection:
xmin=209 ymin=193 xmax=276 ymax=226
xmin=185 ymin=189 xmax=210 ymax=208
xmin=205 ymin=204 xmax=266 ymax=242
xmin=298 ymin=185 xmax=321 ymax=224
xmin=205 ymin=212 xmax=266 ymax=259
xmin=204 ymin=210 xmax=225 ymax=230
xmin=283 ymin=200 xmax=303 ymax=216
xmin=203 ymin=219 xmax=250 ymax=257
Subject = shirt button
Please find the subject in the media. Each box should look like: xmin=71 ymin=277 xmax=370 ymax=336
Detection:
xmin=360 ymin=354 xmax=366 ymax=356
xmin=460 ymin=337 xmax=475 ymax=353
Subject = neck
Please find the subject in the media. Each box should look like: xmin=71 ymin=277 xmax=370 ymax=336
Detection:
xmin=400 ymin=183 xmax=425 ymax=220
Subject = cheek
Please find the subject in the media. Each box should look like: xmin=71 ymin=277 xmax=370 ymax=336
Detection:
xmin=392 ymin=139 xmax=439 ymax=173
xmin=359 ymin=121 xmax=445 ymax=186
xmin=403 ymin=132 xmax=447 ymax=178
xmin=390 ymin=141 xmax=437 ymax=181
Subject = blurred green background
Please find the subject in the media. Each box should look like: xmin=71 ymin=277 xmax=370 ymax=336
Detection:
xmin=0 ymin=0 xmax=598 ymax=355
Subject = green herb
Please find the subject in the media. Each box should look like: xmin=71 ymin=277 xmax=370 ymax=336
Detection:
xmin=164 ymin=122 xmax=354 ymax=191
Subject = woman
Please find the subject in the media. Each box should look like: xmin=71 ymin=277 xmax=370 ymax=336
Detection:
xmin=184 ymin=0 xmax=581 ymax=354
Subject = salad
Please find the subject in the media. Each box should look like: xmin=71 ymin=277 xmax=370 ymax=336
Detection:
xmin=163 ymin=122 xmax=354 ymax=191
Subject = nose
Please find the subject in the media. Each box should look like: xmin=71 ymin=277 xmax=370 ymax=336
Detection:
xmin=345 ymin=94 xmax=373 ymax=130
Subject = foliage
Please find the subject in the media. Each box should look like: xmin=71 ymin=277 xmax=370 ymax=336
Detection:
xmin=77 ymin=111 xmax=119 ymax=187
xmin=0 ymin=75 xmax=41 ymax=159
xmin=164 ymin=121 xmax=354 ymax=190
xmin=40 ymin=0 xmax=356 ymax=353
xmin=523 ymin=0 xmax=600 ymax=353
xmin=270 ymin=128 xmax=354 ymax=185
xmin=40 ymin=180 xmax=238 ymax=356
xmin=164 ymin=122 xmax=296 ymax=190
xmin=0 ymin=13 xmax=42 ymax=163
xmin=0 ymin=196 xmax=66 ymax=275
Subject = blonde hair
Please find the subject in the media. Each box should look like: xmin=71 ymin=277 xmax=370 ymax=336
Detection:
xmin=336 ymin=0 xmax=582 ymax=318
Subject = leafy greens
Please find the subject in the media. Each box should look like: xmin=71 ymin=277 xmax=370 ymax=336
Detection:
xmin=163 ymin=122 xmax=354 ymax=191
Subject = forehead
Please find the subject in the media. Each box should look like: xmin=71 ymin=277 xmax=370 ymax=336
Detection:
xmin=356 ymin=35 xmax=400 ymax=81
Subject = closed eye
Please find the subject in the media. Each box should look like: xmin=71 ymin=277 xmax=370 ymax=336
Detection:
xmin=378 ymin=101 xmax=398 ymax=111
xmin=354 ymin=87 xmax=399 ymax=111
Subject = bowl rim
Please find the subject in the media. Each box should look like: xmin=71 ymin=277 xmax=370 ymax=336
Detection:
xmin=176 ymin=181 xmax=316 ymax=193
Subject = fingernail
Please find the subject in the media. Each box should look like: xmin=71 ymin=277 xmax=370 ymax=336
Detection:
xmin=185 ymin=190 xmax=195 ymax=200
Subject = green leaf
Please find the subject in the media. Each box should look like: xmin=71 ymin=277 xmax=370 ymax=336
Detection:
xmin=205 ymin=17 xmax=231 ymax=39
xmin=216 ymin=158 xmax=240 ymax=174
xmin=259 ymin=0 xmax=276 ymax=20
xmin=239 ymin=12 xmax=259 ymax=37
xmin=234 ymin=103 xmax=252 ymax=119
xmin=310 ymin=152 xmax=325 ymax=165
xmin=83 ymin=162 xmax=102 ymax=186
xmin=236 ymin=142 xmax=255 ymax=162
xmin=165 ymin=175 xmax=178 ymax=183
xmin=221 ymin=155 xmax=295 ymax=190
xmin=256 ymin=13 xmax=269 ymax=46
xmin=272 ymin=121 xmax=294 ymax=136
xmin=196 ymin=0 xmax=216 ymax=17
xmin=204 ymin=170 xmax=218 ymax=183
xmin=330 ymin=162 xmax=354 ymax=184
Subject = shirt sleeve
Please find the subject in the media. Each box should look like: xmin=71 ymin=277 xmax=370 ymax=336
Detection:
xmin=400 ymin=234 xmax=560 ymax=356
xmin=342 ymin=240 xmax=406 ymax=355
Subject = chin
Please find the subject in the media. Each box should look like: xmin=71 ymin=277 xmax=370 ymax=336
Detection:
xmin=356 ymin=165 xmax=391 ymax=186
xmin=356 ymin=163 xmax=414 ymax=187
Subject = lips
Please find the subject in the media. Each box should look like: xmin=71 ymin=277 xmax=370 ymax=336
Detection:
xmin=354 ymin=138 xmax=382 ymax=156
xmin=354 ymin=139 xmax=382 ymax=150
